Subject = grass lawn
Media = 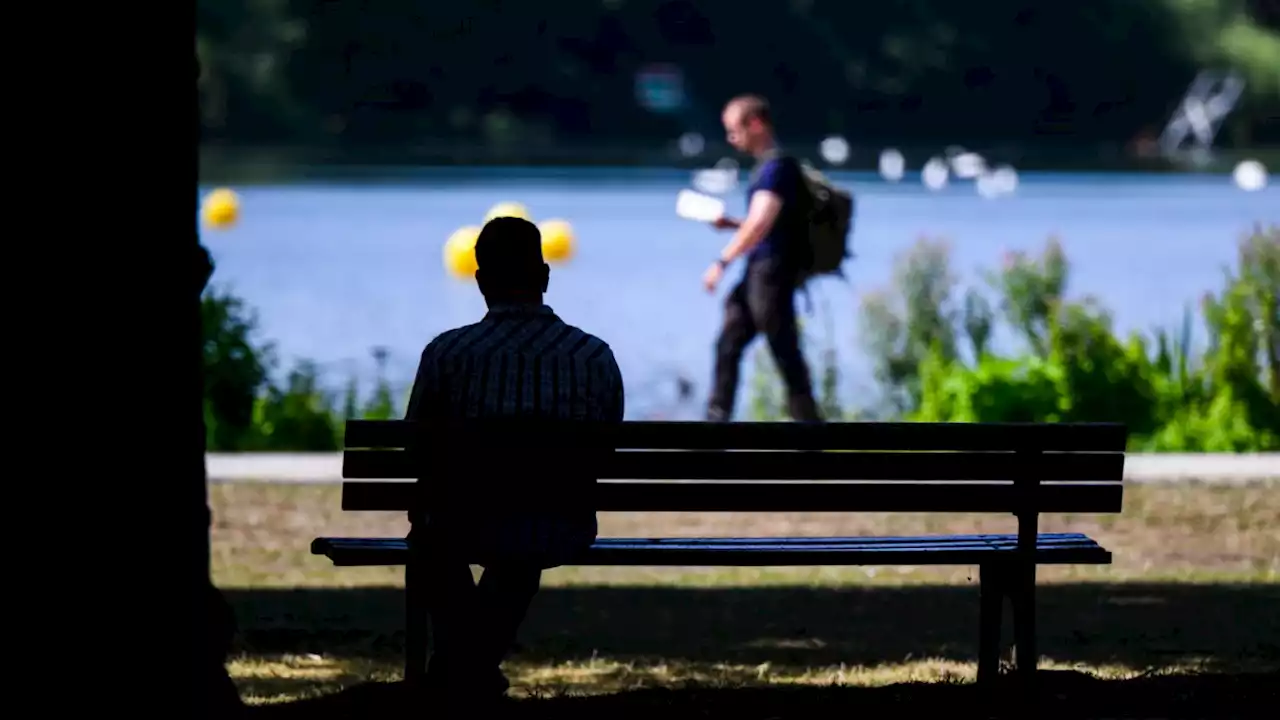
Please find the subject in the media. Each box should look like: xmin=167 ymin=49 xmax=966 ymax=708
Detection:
xmin=212 ymin=480 xmax=1279 ymax=717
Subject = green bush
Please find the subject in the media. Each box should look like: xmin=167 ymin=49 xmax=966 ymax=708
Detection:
xmin=244 ymin=360 xmax=341 ymax=451
xmin=201 ymin=284 xmax=401 ymax=451
xmin=748 ymin=225 xmax=1278 ymax=450
xmin=202 ymin=285 xmax=272 ymax=451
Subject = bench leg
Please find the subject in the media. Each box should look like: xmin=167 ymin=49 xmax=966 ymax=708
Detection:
xmin=977 ymin=562 xmax=1006 ymax=689
xmin=1010 ymin=560 xmax=1038 ymax=701
xmin=404 ymin=547 xmax=429 ymax=685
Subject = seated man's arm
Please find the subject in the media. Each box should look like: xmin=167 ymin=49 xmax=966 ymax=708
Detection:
xmin=405 ymin=340 xmax=445 ymax=421
xmin=572 ymin=345 xmax=624 ymax=511
xmin=404 ymin=341 xmax=450 ymax=524
xmin=605 ymin=346 xmax=625 ymax=424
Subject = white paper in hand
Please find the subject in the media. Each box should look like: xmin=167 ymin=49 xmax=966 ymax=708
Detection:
xmin=675 ymin=189 xmax=726 ymax=222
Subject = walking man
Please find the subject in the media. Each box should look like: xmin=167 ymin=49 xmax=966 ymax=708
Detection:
xmin=701 ymin=94 xmax=822 ymax=423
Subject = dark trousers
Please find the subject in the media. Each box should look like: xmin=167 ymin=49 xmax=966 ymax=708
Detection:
xmin=708 ymin=256 xmax=822 ymax=423
xmin=414 ymin=524 xmax=542 ymax=688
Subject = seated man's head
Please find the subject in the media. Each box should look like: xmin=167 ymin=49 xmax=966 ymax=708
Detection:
xmin=474 ymin=216 xmax=550 ymax=305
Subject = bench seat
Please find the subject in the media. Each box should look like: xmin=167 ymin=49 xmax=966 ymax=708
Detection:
xmin=312 ymin=531 xmax=1111 ymax=567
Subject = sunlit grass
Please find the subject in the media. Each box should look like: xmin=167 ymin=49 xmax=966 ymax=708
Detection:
xmin=211 ymin=479 xmax=1279 ymax=709
xmin=231 ymin=652 xmax=1224 ymax=705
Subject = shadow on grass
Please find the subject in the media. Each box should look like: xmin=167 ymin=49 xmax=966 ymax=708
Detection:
xmin=226 ymin=582 xmax=1280 ymax=673
xmin=243 ymin=672 xmax=1279 ymax=719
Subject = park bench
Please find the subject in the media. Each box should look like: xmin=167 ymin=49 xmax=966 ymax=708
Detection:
xmin=312 ymin=419 xmax=1127 ymax=696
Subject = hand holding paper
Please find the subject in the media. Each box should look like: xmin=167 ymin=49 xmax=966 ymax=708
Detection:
xmin=675 ymin=189 xmax=726 ymax=223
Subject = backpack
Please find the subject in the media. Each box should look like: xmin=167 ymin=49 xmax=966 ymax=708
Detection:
xmin=749 ymin=153 xmax=857 ymax=295
xmin=794 ymin=160 xmax=856 ymax=285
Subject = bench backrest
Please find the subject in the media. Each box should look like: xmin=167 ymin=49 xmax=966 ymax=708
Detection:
xmin=339 ymin=420 xmax=1127 ymax=515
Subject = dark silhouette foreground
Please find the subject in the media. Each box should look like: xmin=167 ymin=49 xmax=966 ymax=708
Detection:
xmin=243 ymin=671 xmax=1277 ymax=719
xmin=228 ymin=581 xmax=1280 ymax=673
xmin=226 ymin=581 xmax=1279 ymax=716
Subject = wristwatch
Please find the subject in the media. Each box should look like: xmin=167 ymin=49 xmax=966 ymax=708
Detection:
xmin=716 ymin=257 xmax=730 ymax=269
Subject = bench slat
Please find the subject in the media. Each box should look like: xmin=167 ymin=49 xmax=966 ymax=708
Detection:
xmin=311 ymin=533 xmax=1112 ymax=567
xmin=344 ymin=420 xmax=1128 ymax=452
xmin=340 ymin=480 xmax=1123 ymax=513
xmin=481 ymin=532 xmax=1099 ymax=547
xmin=341 ymin=448 xmax=1123 ymax=482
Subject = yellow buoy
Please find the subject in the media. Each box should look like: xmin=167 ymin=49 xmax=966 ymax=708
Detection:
xmin=442 ymin=225 xmax=481 ymax=280
xmin=484 ymin=201 xmax=531 ymax=223
xmin=539 ymin=219 xmax=576 ymax=264
xmin=201 ymin=187 xmax=240 ymax=229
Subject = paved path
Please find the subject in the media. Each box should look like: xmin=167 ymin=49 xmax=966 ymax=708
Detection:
xmin=206 ymin=453 xmax=1280 ymax=484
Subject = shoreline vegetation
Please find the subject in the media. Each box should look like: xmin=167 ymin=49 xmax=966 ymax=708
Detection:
xmin=203 ymin=225 xmax=1278 ymax=453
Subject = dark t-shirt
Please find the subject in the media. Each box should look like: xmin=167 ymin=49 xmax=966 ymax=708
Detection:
xmin=745 ymin=155 xmax=808 ymax=266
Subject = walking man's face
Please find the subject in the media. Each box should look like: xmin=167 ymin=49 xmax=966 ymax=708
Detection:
xmin=723 ymin=104 xmax=764 ymax=155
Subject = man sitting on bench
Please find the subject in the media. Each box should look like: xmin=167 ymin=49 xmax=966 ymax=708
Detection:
xmin=405 ymin=217 xmax=626 ymax=701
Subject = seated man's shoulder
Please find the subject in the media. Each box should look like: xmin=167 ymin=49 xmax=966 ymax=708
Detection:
xmin=422 ymin=322 xmax=482 ymax=357
xmin=555 ymin=322 xmax=617 ymax=361
xmin=560 ymin=321 xmax=609 ymax=346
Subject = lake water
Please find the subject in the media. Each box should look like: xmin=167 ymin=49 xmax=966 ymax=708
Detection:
xmin=199 ymin=168 xmax=1276 ymax=420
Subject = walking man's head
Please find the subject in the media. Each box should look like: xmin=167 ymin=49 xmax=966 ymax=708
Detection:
xmin=722 ymin=94 xmax=776 ymax=157
xmin=474 ymin=216 xmax=550 ymax=306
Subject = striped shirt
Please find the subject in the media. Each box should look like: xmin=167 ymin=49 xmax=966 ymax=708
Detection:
xmin=405 ymin=302 xmax=625 ymax=567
